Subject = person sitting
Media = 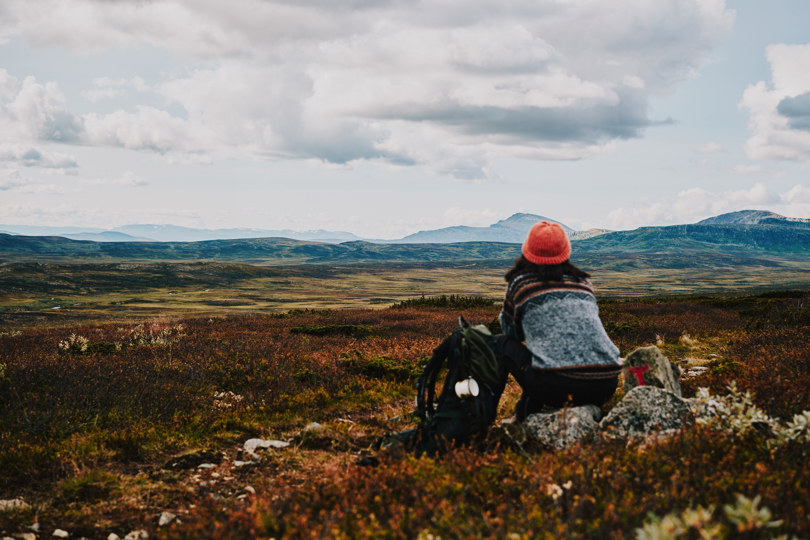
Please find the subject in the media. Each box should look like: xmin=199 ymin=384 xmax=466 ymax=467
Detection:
xmin=498 ymin=221 xmax=621 ymax=421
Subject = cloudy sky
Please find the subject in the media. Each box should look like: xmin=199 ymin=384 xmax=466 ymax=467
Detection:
xmin=1 ymin=0 xmax=809 ymax=238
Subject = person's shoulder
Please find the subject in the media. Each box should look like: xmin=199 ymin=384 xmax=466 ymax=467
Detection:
xmin=561 ymin=275 xmax=596 ymax=294
xmin=507 ymin=272 xmax=536 ymax=289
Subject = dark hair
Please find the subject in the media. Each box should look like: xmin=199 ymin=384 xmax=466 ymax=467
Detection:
xmin=504 ymin=255 xmax=591 ymax=284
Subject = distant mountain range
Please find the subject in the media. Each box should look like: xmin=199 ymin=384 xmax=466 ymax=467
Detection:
xmin=7 ymin=209 xmax=805 ymax=246
xmin=0 ymin=224 xmax=364 ymax=244
xmin=1 ymin=210 xmax=809 ymax=267
xmin=0 ymin=212 xmax=599 ymax=244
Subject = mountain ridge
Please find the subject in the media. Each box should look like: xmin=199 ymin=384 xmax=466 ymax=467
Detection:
xmin=394 ymin=213 xmax=573 ymax=244
xmin=2 ymin=210 xmax=808 ymax=255
xmin=3 ymin=215 xmax=810 ymax=266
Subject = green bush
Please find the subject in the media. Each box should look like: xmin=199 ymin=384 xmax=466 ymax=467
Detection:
xmin=290 ymin=324 xmax=379 ymax=338
xmin=391 ymin=295 xmax=496 ymax=309
xmin=339 ymin=350 xmax=422 ymax=382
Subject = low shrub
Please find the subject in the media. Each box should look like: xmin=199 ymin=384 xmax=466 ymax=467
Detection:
xmin=391 ymin=295 xmax=496 ymax=309
xmin=339 ymin=350 xmax=423 ymax=382
xmin=290 ymin=324 xmax=379 ymax=337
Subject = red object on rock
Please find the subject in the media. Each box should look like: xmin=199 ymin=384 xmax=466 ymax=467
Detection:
xmin=628 ymin=365 xmax=650 ymax=386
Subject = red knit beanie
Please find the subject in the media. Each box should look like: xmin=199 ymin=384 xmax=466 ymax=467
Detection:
xmin=521 ymin=221 xmax=571 ymax=265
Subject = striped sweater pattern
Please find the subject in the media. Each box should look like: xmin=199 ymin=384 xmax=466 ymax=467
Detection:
xmin=500 ymin=273 xmax=621 ymax=376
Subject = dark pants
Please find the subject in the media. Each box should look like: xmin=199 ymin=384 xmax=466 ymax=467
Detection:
xmin=497 ymin=336 xmax=618 ymax=421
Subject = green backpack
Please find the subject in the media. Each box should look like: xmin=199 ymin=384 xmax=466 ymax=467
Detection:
xmin=413 ymin=317 xmax=507 ymax=455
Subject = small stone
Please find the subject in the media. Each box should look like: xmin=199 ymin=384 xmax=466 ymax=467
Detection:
xmin=123 ymin=530 xmax=149 ymax=540
xmin=53 ymin=530 xmax=70 ymax=538
xmin=233 ymin=460 xmax=258 ymax=468
xmin=683 ymin=366 xmax=710 ymax=379
xmin=0 ymin=498 xmax=30 ymax=512
xmin=30 ymin=522 xmax=40 ymax=533
xmin=19 ymin=534 xmax=36 ymax=540
xmin=295 ymin=422 xmax=338 ymax=449
xmin=197 ymin=463 xmax=216 ymax=469
xmin=243 ymin=438 xmax=289 ymax=459
xmin=107 ymin=534 xmax=121 ymax=540
xmin=302 ymin=422 xmax=325 ymax=434
xmin=523 ymin=405 xmax=602 ymax=450
xmin=158 ymin=511 xmax=176 ymax=527
xmin=601 ymin=386 xmax=694 ymax=442
xmin=244 ymin=485 xmax=256 ymax=495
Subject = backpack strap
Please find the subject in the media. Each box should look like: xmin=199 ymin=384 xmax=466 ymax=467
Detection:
xmin=415 ymin=333 xmax=455 ymax=421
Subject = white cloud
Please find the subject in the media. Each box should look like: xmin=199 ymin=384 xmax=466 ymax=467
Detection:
xmin=0 ymin=168 xmax=69 ymax=194
xmin=82 ymin=76 xmax=149 ymax=101
xmin=741 ymin=43 xmax=810 ymax=163
xmin=442 ymin=207 xmax=499 ymax=227
xmin=80 ymin=171 xmax=148 ymax=187
xmin=698 ymin=141 xmax=725 ymax=154
xmin=82 ymin=106 xmax=215 ymax=158
xmin=2 ymin=0 xmax=734 ymax=179
xmin=0 ymin=145 xmax=77 ymax=169
xmin=730 ymin=164 xmax=763 ymax=175
xmin=606 ymin=182 xmax=788 ymax=229
xmin=725 ymin=182 xmax=778 ymax=206
xmin=0 ymin=169 xmax=26 ymax=191
xmin=606 ymin=202 xmax=669 ymax=231
xmin=0 ymin=70 xmax=83 ymax=144
xmin=781 ymin=184 xmax=810 ymax=204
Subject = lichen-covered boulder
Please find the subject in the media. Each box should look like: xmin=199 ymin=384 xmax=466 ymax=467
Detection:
xmin=523 ymin=405 xmax=602 ymax=450
xmin=623 ymin=345 xmax=682 ymax=396
xmin=601 ymin=386 xmax=694 ymax=442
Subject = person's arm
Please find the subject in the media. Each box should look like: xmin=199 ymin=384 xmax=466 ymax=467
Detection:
xmin=499 ymin=308 xmax=524 ymax=341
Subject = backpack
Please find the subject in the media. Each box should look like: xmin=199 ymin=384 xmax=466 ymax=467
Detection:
xmin=412 ymin=317 xmax=507 ymax=456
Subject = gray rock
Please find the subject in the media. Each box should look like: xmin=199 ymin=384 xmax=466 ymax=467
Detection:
xmin=623 ymin=345 xmax=682 ymax=396
xmin=123 ymin=531 xmax=149 ymax=540
xmin=243 ymin=438 xmax=290 ymax=459
xmin=523 ymin=405 xmax=602 ymax=450
xmin=682 ymin=365 xmax=709 ymax=379
xmin=295 ymin=422 xmax=336 ymax=449
xmin=0 ymin=498 xmax=30 ymax=512
xmin=302 ymin=422 xmax=325 ymax=434
xmin=53 ymin=530 xmax=70 ymax=538
xmin=601 ymin=386 xmax=694 ymax=441
xmin=158 ymin=511 xmax=176 ymax=527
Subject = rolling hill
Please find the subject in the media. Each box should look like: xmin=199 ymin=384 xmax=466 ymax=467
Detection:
xmin=574 ymin=221 xmax=810 ymax=255
xmin=0 ymin=234 xmax=523 ymax=265
xmin=2 ymin=215 xmax=810 ymax=267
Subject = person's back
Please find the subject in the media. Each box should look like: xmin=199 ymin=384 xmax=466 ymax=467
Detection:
xmin=502 ymin=271 xmax=619 ymax=372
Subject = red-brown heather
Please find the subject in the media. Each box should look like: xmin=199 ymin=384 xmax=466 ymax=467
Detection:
xmin=1 ymin=293 xmax=809 ymax=538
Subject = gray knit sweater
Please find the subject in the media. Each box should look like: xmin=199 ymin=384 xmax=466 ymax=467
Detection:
xmin=500 ymin=273 xmax=620 ymax=374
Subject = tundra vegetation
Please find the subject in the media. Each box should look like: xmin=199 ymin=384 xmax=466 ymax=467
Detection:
xmin=1 ymin=279 xmax=810 ymax=537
